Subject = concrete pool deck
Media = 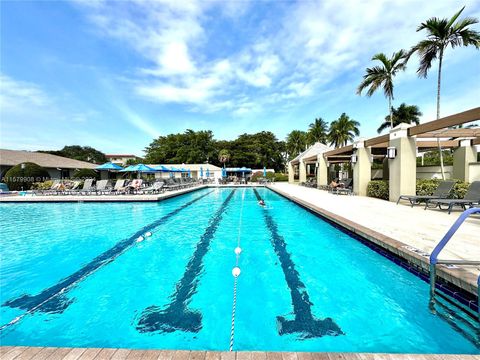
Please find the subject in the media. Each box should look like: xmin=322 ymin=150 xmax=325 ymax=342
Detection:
xmin=1 ymin=347 xmax=479 ymax=359
xmin=268 ymin=183 xmax=479 ymax=296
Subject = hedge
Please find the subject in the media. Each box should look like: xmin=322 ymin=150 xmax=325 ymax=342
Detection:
xmin=251 ymin=171 xmax=288 ymax=182
xmin=367 ymin=178 xmax=470 ymax=201
xmin=367 ymin=180 xmax=389 ymax=200
xmin=3 ymin=162 xmax=50 ymax=190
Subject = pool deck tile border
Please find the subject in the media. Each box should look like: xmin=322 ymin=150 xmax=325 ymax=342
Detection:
xmin=266 ymin=185 xmax=478 ymax=311
xmin=1 ymin=347 xmax=479 ymax=360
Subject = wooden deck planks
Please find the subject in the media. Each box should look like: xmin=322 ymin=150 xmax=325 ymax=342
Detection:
xmin=1 ymin=348 xmax=479 ymax=360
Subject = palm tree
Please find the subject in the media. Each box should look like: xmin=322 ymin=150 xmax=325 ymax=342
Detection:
xmin=411 ymin=6 xmax=480 ymax=179
xmin=357 ymin=51 xmax=407 ymax=128
xmin=377 ymin=103 xmax=422 ymax=133
xmin=286 ymin=130 xmax=307 ymax=159
xmin=307 ymin=118 xmax=329 ymax=145
xmin=218 ymin=149 xmax=231 ymax=167
xmin=328 ymin=113 xmax=360 ymax=148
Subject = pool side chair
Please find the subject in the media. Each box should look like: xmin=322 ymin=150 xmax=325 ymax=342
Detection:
xmin=397 ymin=180 xmax=455 ymax=207
xmin=77 ymin=179 xmax=95 ymax=195
xmin=61 ymin=180 xmax=81 ymax=195
xmin=333 ymin=179 xmax=353 ymax=195
xmin=128 ymin=179 xmax=143 ymax=194
xmin=94 ymin=180 xmax=110 ymax=195
xmin=39 ymin=179 xmax=61 ymax=195
xmin=425 ymin=181 xmax=480 ymax=214
xmin=110 ymin=179 xmax=127 ymax=195
xmin=139 ymin=181 xmax=164 ymax=194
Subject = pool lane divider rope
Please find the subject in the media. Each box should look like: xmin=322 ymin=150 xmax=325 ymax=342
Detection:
xmin=252 ymin=188 xmax=343 ymax=339
xmin=229 ymin=188 xmax=245 ymax=351
xmin=0 ymin=190 xmax=215 ymax=332
xmin=136 ymin=189 xmax=236 ymax=334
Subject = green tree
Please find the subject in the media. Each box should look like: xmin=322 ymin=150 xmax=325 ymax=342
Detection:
xmin=328 ymin=113 xmax=360 ymax=148
xmin=3 ymin=162 xmax=50 ymax=190
xmin=40 ymin=145 xmax=106 ymax=164
xmin=377 ymin=103 xmax=422 ymax=133
xmin=307 ymin=118 xmax=329 ymax=145
xmin=144 ymin=130 xmax=216 ymax=164
xmin=357 ymin=51 xmax=407 ymax=128
xmin=125 ymin=157 xmax=144 ymax=166
xmin=411 ymin=6 xmax=480 ymax=179
xmin=286 ymin=130 xmax=307 ymax=160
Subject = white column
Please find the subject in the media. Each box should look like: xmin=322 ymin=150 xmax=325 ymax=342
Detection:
xmin=453 ymin=139 xmax=477 ymax=181
xmin=299 ymin=160 xmax=307 ymax=183
xmin=388 ymin=124 xmax=416 ymax=202
xmin=288 ymin=162 xmax=295 ymax=183
xmin=353 ymin=140 xmax=372 ymax=196
xmin=317 ymin=154 xmax=328 ymax=187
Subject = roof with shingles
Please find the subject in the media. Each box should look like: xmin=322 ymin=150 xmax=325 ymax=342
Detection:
xmin=0 ymin=149 xmax=97 ymax=169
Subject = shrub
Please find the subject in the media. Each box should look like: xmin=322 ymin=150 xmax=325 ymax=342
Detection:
xmin=3 ymin=162 xmax=50 ymax=190
xmin=31 ymin=180 xmax=54 ymax=190
xmin=274 ymin=173 xmax=289 ymax=182
xmin=416 ymin=178 xmax=469 ymax=199
xmin=416 ymin=179 xmax=440 ymax=196
xmin=367 ymin=180 xmax=389 ymax=200
xmin=251 ymin=171 xmax=287 ymax=182
xmin=73 ymin=168 xmax=99 ymax=180
xmin=453 ymin=181 xmax=469 ymax=199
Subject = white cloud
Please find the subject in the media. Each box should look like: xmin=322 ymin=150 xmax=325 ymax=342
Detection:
xmin=73 ymin=0 xmax=480 ymax=119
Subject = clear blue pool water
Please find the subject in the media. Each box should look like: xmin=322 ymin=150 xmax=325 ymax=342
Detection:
xmin=0 ymin=188 xmax=478 ymax=353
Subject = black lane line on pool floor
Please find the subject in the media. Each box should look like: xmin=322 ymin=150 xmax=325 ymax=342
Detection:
xmin=253 ymin=188 xmax=343 ymax=339
xmin=136 ymin=189 xmax=236 ymax=334
xmin=1 ymin=190 xmax=215 ymax=331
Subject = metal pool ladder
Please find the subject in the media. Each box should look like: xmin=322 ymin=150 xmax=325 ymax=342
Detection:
xmin=429 ymin=207 xmax=480 ymax=320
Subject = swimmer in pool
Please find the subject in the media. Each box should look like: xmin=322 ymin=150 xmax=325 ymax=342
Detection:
xmin=258 ymin=199 xmax=265 ymax=206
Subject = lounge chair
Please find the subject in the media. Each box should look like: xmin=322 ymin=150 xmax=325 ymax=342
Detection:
xmin=333 ymin=179 xmax=353 ymax=195
xmin=138 ymin=181 xmax=164 ymax=194
xmin=38 ymin=179 xmax=61 ymax=195
xmin=74 ymin=179 xmax=95 ymax=195
xmin=61 ymin=180 xmax=81 ymax=195
xmin=425 ymin=181 xmax=480 ymax=214
xmin=109 ymin=179 xmax=127 ymax=194
xmin=164 ymin=178 xmax=180 ymax=191
xmin=126 ymin=179 xmax=143 ymax=194
xmin=397 ymin=180 xmax=455 ymax=207
xmin=94 ymin=180 xmax=110 ymax=195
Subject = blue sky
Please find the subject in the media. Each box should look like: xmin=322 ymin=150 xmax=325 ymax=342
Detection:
xmin=1 ymin=0 xmax=479 ymax=156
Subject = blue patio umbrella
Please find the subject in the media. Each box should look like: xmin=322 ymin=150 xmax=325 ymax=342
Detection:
xmin=154 ymin=165 xmax=171 ymax=172
xmin=120 ymin=163 xmax=157 ymax=178
xmin=263 ymin=166 xmax=267 ymax=177
xmin=206 ymin=168 xmax=210 ymax=178
xmin=120 ymin=164 xmax=156 ymax=172
xmin=222 ymin=167 xmax=227 ymax=178
xmin=96 ymin=162 xmax=124 ymax=171
xmin=200 ymin=167 xmax=204 ymax=178
xmin=188 ymin=169 xmax=191 ymax=178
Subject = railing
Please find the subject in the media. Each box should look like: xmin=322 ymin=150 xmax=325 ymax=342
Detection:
xmin=429 ymin=207 xmax=480 ymax=319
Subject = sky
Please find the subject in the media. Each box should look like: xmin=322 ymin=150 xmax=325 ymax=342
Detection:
xmin=1 ymin=0 xmax=479 ymax=156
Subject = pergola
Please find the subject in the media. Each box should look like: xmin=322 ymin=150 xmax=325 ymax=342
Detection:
xmin=289 ymin=107 xmax=480 ymax=201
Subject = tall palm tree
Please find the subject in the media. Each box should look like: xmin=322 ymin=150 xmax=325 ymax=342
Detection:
xmin=411 ymin=6 xmax=480 ymax=179
xmin=357 ymin=51 xmax=407 ymax=128
xmin=377 ymin=103 xmax=422 ymax=133
xmin=307 ymin=117 xmax=329 ymax=145
xmin=286 ymin=130 xmax=307 ymax=159
xmin=328 ymin=113 xmax=360 ymax=148
xmin=218 ymin=149 xmax=231 ymax=167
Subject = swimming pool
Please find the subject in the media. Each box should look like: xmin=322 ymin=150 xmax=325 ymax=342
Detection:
xmin=0 ymin=188 xmax=478 ymax=353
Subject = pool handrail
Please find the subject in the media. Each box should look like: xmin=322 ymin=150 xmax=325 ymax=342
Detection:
xmin=428 ymin=207 xmax=480 ymax=319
